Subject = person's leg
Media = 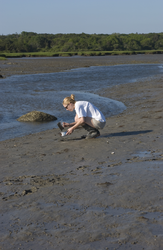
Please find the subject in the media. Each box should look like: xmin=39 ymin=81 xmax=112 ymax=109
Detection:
xmin=75 ymin=116 xmax=100 ymax=139
xmin=84 ymin=117 xmax=96 ymax=128
xmin=75 ymin=115 xmax=95 ymax=128
xmin=83 ymin=118 xmax=106 ymax=139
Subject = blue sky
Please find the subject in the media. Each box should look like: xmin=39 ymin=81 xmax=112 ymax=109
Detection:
xmin=1 ymin=0 xmax=163 ymax=35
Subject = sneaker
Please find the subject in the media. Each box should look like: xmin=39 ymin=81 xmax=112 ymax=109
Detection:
xmin=81 ymin=135 xmax=87 ymax=139
xmin=85 ymin=130 xmax=100 ymax=139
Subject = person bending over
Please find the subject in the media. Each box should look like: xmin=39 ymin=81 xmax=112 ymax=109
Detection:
xmin=62 ymin=94 xmax=106 ymax=139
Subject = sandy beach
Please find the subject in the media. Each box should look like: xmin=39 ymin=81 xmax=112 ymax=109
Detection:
xmin=0 ymin=54 xmax=163 ymax=250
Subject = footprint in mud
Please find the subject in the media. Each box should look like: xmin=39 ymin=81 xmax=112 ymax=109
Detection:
xmin=76 ymin=165 xmax=90 ymax=171
xmin=91 ymin=167 xmax=102 ymax=175
xmin=2 ymin=192 xmax=20 ymax=201
xmin=137 ymin=216 xmax=149 ymax=222
xmin=22 ymin=186 xmax=38 ymax=196
xmin=1 ymin=174 xmax=72 ymax=201
xmin=97 ymin=182 xmax=113 ymax=187
xmin=108 ymin=162 xmax=122 ymax=167
xmin=91 ymin=172 xmax=103 ymax=175
xmin=2 ymin=184 xmax=38 ymax=201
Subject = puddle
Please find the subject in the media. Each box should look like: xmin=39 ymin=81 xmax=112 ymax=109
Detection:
xmin=39 ymin=201 xmax=135 ymax=215
xmin=146 ymin=161 xmax=163 ymax=171
xmin=133 ymin=151 xmax=152 ymax=158
xmin=133 ymin=151 xmax=162 ymax=159
xmin=144 ymin=211 xmax=163 ymax=220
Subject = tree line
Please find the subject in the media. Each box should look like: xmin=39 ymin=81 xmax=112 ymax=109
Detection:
xmin=0 ymin=31 xmax=163 ymax=53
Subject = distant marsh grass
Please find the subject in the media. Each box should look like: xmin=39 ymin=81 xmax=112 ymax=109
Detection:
xmin=2 ymin=50 xmax=163 ymax=58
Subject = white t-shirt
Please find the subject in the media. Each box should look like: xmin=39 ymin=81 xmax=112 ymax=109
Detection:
xmin=75 ymin=101 xmax=106 ymax=122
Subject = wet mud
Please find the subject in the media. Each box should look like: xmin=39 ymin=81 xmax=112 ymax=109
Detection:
xmin=0 ymin=55 xmax=163 ymax=249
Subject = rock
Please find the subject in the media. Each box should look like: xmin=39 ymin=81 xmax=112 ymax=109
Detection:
xmin=17 ymin=111 xmax=57 ymax=122
xmin=0 ymin=74 xmax=3 ymax=78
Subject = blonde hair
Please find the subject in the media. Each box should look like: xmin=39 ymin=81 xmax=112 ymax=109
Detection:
xmin=63 ymin=94 xmax=76 ymax=105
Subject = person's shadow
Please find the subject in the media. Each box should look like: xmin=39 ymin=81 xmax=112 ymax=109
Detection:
xmin=60 ymin=130 xmax=153 ymax=141
xmin=101 ymin=130 xmax=153 ymax=138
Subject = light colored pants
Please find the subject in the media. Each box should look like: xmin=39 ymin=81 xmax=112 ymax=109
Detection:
xmin=92 ymin=119 xmax=106 ymax=130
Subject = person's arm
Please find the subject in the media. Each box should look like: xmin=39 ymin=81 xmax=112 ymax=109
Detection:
xmin=62 ymin=122 xmax=76 ymax=127
xmin=66 ymin=117 xmax=85 ymax=135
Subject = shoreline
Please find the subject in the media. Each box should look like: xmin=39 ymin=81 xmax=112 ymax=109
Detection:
xmin=1 ymin=54 xmax=163 ymax=78
xmin=0 ymin=55 xmax=163 ymax=249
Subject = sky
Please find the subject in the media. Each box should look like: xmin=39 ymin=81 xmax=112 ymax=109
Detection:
xmin=0 ymin=0 xmax=163 ymax=35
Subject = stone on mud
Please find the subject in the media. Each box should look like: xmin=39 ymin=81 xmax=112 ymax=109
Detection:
xmin=17 ymin=111 xmax=57 ymax=122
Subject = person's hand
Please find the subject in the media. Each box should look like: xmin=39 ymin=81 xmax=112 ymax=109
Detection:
xmin=66 ymin=127 xmax=74 ymax=135
xmin=62 ymin=122 xmax=69 ymax=127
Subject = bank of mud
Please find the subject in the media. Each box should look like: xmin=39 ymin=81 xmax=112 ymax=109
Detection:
xmin=1 ymin=54 xmax=163 ymax=78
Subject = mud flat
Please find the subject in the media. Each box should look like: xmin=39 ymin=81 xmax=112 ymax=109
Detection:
xmin=0 ymin=55 xmax=163 ymax=249
xmin=1 ymin=54 xmax=163 ymax=78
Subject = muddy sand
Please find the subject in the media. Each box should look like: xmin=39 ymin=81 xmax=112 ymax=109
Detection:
xmin=0 ymin=55 xmax=163 ymax=250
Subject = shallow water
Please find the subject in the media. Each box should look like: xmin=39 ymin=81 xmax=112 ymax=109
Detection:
xmin=0 ymin=63 xmax=163 ymax=141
